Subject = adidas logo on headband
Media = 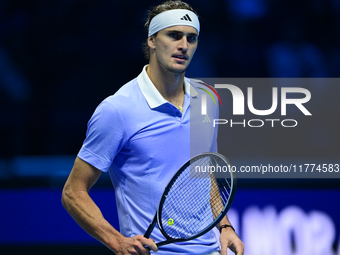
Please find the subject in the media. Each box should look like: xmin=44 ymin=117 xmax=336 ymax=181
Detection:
xmin=180 ymin=14 xmax=192 ymax=22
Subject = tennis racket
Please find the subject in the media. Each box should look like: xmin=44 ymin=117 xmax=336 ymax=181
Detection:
xmin=144 ymin=152 xmax=237 ymax=248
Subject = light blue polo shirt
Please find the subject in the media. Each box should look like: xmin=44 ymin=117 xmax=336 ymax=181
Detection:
xmin=78 ymin=66 xmax=219 ymax=254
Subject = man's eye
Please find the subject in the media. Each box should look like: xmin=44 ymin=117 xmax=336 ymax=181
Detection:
xmin=169 ymin=33 xmax=181 ymax=40
xmin=187 ymin=36 xmax=197 ymax=43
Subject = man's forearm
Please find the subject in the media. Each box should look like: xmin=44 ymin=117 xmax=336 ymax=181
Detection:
xmin=62 ymin=188 xmax=122 ymax=252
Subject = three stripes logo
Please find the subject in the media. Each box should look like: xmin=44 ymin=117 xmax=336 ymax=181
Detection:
xmin=180 ymin=14 xmax=192 ymax=21
xmin=197 ymin=82 xmax=222 ymax=123
xmin=203 ymin=115 xmax=211 ymax=123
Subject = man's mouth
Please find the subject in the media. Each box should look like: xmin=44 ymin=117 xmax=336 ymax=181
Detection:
xmin=173 ymin=55 xmax=188 ymax=60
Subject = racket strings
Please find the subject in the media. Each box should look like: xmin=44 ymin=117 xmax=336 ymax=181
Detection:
xmin=163 ymin=163 xmax=210 ymax=236
xmin=161 ymin=154 xmax=232 ymax=239
xmin=162 ymin=157 xmax=210 ymax=237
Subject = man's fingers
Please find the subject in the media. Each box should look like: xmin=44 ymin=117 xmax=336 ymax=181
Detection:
xmin=143 ymin=238 xmax=158 ymax=252
xmin=232 ymin=240 xmax=244 ymax=255
xmin=220 ymin=245 xmax=228 ymax=255
xmin=221 ymin=246 xmax=244 ymax=255
xmin=221 ymin=239 xmax=244 ymax=255
xmin=147 ymin=242 xmax=158 ymax=252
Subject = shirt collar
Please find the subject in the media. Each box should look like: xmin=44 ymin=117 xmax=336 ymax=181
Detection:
xmin=137 ymin=65 xmax=198 ymax=109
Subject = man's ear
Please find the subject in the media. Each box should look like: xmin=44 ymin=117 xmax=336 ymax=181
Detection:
xmin=148 ymin=35 xmax=156 ymax=50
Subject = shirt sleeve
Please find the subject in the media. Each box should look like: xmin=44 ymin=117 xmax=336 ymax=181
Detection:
xmin=77 ymin=99 xmax=127 ymax=172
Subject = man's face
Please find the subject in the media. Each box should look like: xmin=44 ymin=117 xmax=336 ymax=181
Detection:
xmin=148 ymin=25 xmax=198 ymax=74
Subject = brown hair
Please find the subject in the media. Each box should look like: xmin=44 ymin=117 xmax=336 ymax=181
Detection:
xmin=142 ymin=0 xmax=198 ymax=59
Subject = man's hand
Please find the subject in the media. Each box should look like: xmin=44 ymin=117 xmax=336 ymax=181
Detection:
xmin=219 ymin=227 xmax=244 ymax=255
xmin=62 ymin=158 xmax=158 ymax=255
xmin=114 ymin=235 xmax=158 ymax=255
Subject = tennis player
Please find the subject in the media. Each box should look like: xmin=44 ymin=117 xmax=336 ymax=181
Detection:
xmin=62 ymin=1 xmax=244 ymax=254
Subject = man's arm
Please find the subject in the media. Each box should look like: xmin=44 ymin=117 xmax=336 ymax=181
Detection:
xmin=61 ymin=157 xmax=158 ymax=254
xmin=217 ymin=217 xmax=244 ymax=255
xmin=209 ymin=173 xmax=244 ymax=254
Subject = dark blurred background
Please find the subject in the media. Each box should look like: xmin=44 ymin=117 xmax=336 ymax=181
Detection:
xmin=0 ymin=0 xmax=339 ymax=254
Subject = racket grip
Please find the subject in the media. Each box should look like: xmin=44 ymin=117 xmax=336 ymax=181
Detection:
xmin=144 ymin=221 xmax=156 ymax=251
xmin=144 ymin=214 xmax=157 ymax=238
xmin=144 ymin=224 xmax=153 ymax=238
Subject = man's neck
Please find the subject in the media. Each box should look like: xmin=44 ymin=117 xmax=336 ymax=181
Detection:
xmin=146 ymin=63 xmax=185 ymax=101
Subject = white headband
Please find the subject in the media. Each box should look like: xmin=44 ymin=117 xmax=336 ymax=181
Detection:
xmin=148 ymin=9 xmax=200 ymax=37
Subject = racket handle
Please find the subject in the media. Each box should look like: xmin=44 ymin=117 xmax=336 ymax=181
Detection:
xmin=144 ymin=214 xmax=157 ymax=238
xmin=144 ymin=217 xmax=157 ymax=251
xmin=144 ymin=223 xmax=155 ymax=238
